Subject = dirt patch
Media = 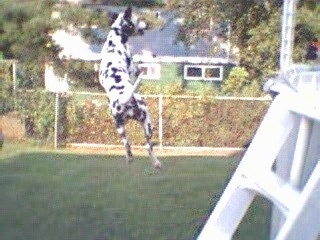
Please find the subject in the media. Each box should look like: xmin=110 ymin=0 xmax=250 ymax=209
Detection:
xmin=67 ymin=143 xmax=244 ymax=157
xmin=0 ymin=112 xmax=25 ymax=141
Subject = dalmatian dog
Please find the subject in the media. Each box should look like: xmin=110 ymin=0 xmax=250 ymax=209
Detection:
xmin=99 ymin=7 xmax=161 ymax=169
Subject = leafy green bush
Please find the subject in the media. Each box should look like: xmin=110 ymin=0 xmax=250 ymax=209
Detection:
xmin=162 ymin=97 xmax=268 ymax=147
xmin=0 ymin=61 xmax=15 ymax=114
xmin=64 ymin=95 xmax=269 ymax=147
xmin=66 ymin=98 xmax=118 ymax=144
xmin=65 ymin=96 xmax=160 ymax=145
xmin=15 ymin=90 xmax=56 ymax=141
xmin=221 ymin=67 xmax=250 ymax=96
xmin=9 ymin=89 xmax=269 ymax=147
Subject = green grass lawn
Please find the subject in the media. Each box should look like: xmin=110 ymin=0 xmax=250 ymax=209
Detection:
xmin=0 ymin=143 xmax=271 ymax=240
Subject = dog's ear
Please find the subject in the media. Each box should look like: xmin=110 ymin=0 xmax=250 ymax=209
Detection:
xmin=123 ymin=6 xmax=132 ymax=20
xmin=109 ymin=12 xmax=119 ymax=26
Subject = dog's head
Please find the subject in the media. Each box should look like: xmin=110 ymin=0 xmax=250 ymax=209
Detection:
xmin=110 ymin=7 xmax=141 ymax=43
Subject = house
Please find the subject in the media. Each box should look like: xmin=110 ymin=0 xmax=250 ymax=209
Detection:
xmin=47 ymin=6 xmax=237 ymax=91
xmin=52 ymin=7 xmax=237 ymax=64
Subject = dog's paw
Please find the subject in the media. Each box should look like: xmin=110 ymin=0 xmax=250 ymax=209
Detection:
xmin=126 ymin=155 xmax=134 ymax=164
xmin=153 ymin=160 xmax=162 ymax=169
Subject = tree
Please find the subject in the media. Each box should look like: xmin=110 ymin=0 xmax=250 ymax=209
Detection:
xmin=0 ymin=0 xmax=60 ymax=87
xmin=241 ymin=9 xmax=281 ymax=81
xmin=0 ymin=1 xmax=108 ymax=88
xmin=0 ymin=0 xmax=165 ymax=91
xmin=241 ymin=2 xmax=320 ymax=82
xmin=221 ymin=66 xmax=249 ymax=96
xmin=167 ymin=0 xmax=320 ymax=88
xmin=167 ymin=0 xmax=217 ymax=46
xmin=294 ymin=2 xmax=320 ymax=62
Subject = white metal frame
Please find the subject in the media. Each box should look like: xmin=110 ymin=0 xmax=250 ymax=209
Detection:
xmin=279 ymin=0 xmax=298 ymax=71
xmin=198 ymin=0 xmax=320 ymax=239
xmin=197 ymin=90 xmax=320 ymax=240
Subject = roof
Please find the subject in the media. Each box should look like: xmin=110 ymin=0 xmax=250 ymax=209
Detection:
xmin=52 ymin=10 xmax=234 ymax=64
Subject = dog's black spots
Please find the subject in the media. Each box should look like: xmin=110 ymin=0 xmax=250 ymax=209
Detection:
xmin=126 ymin=57 xmax=131 ymax=67
xmin=132 ymin=108 xmax=141 ymax=118
xmin=111 ymin=67 xmax=118 ymax=72
xmin=114 ymin=75 xmax=122 ymax=83
xmin=108 ymin=40 xmax=115 ymax=47
xmin=137 ymin=99 xmax=145 ymax=106
xmin=123 ymin=7 xmax=132 ymax=20
xmin=147 ymin=123 xmax=152 ymax=136
xmin=112 ymin=100 xmax=118 ymax=108
xmin=109 ymin=12 xmax=119 ymax=25
xmin=99 ymin=7 xmax=161 ymax=168
xmin=125 ymin=104 xmax=132 ymax=111
xmin=114 ymin=28 xmax=121 ymax=36
xmin=121 ymin=36 xmax=128 ymax=44
xmin=115 ymin=115 xmax=124 ymax=127
xmin=109 ymin=85 xmax=125 ymax=92
xmin=140 ymin=110 xmax=147 ymax=121
xmin=119 ymin=19 xmax=124 ymax=27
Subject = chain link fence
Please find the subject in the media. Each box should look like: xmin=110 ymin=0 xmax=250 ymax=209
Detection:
xmin=53 ymin=91 xmax=271 ymax=151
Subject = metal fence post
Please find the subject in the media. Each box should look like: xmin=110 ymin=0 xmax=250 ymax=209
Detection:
xmin=54 ymin=92 xmax=59 ymax=149
xmin=158 ymin=94 xmax=163 ymax=150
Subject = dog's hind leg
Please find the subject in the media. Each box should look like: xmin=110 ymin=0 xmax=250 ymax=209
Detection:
xmin=115 ymin=116 xmax=133 ymax=163
xmin=142 ymin=111 xmax=162 ymax=169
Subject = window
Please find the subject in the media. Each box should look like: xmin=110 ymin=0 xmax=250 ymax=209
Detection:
xmin=184 ymin=65 xmax=223 ymax=81
xmin=138 ymin=63 xmax=161 ymax=80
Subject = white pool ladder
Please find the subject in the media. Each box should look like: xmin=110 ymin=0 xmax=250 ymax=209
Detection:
xmin=197 ymin=90 xmax=320 ymax=240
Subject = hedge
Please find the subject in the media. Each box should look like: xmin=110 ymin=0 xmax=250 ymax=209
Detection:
xmin=64 ymin=95 xmax=270 ymax=148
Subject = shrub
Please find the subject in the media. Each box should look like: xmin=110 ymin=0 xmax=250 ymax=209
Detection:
xmin=0 ymin=61 xmax=15 ymax=114
xmin=162 ymin=97 xmax=268 ymax=147
xmin=64 ymin=95 xmax=269 ymax=148
xmin=66 ymin=98 xmax=118 ymax=144
xmin=65 ymin=96 xmax=160 ymax=145
xmin=221 ymin=67 xmax=250 ymax=96
xmin=15 ymin=90 xmax=56 ymax=141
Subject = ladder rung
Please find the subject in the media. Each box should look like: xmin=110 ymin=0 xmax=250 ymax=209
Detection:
xmin=288 ymin=100 xmax=320 ymax=121
xmin=275 ymin=162 xmax=320 ymax=240
xmin=290 ymin=107 xmax=320 ymax=121
xmin=239 ymin=171 xmax=300 ymax=215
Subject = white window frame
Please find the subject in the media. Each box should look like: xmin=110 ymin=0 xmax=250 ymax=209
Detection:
xmin=184 ymin=65 xmax=223 ymax=81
